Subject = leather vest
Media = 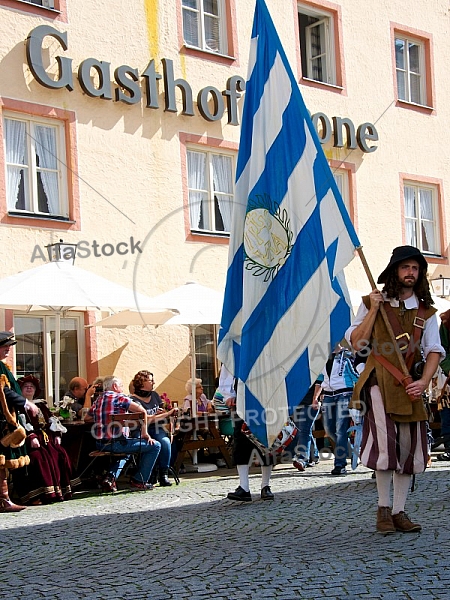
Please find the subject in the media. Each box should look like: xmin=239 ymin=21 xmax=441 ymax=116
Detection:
xmin=351 ymin=295 xmax=436 ymax=422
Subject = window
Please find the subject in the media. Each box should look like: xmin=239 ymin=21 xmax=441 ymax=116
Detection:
xmin=4 ymin=113 xmax=68 ymax=219
xmin=395 ymin=36 xmax=425 ymax=104
xmin=182 ymin=0 xmax=227 ymax=55
xmin=26 ymin=0 xmax=55 ymax=7
xmin=195 ymin=324 xmax=218 ymax=399
xmin=329 ymin=160 xmax=356 ymax=227
xmin=333 ymin=169 xmax=349 ymax=212
xmin=391 ymin=24 xmax=434 ymax=111
xmin=298 ymin=2 xmax=342 ymax=86
xmin=14 ymin=314 xmax=85 ymax=406
xmin=187 ymin=148 xmax=234 ymax=235
xmin=404 ymin=182 xmax=439 ymax=255
xmin=0 ymin=0 xmax=65 ymax=14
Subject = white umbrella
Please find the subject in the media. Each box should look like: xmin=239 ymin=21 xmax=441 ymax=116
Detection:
xmin=0 ymin=259 xmax=169 ymax=405
xmin=150 ymin=282 xmax=224 ymax=327
xmin=91 ymin=281 xmax=225 ymax=469
xmin=86 ymin=308 xmax=180 ymax=328
xmin=140 ymin=282 xmax=224 ymax=418
xmin=93 ymin=281 xmax=224 ymax=416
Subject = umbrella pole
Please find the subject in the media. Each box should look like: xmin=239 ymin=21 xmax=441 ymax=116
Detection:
xmin=190 ymin=325 xmax=198 ymax=465
xmin=54 ymin=312 xmax=61 ymax=408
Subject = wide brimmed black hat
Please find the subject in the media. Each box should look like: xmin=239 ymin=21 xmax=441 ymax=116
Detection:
xmin=0 ymin=331 xmax=17 ymax=348
xmin=377 ymin=245 xmax=428 ymax=284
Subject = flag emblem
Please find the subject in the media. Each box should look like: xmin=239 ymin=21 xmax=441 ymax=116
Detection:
xmin=244 ymin=195 xmax=293 ymax=281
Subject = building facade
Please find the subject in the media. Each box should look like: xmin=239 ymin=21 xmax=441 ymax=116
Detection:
xmin=0 ymin=0 xmax=449 ymax=403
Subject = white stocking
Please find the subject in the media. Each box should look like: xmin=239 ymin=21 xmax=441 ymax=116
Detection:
xmin=237 ymin=464 xmax=250 ymax=492
xmin=375 ymin=470 xmax=393 ymax=507
xmin=261 ymin=465 xmax=272 ymax=489
xmin=392 ymin=472 xmax=411 ymax=515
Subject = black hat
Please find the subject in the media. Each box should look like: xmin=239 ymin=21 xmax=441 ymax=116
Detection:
xmin=377 ymin=245 xmax=428 ymax=284
xmin=0 ymin=331 xmax=17 ymax=348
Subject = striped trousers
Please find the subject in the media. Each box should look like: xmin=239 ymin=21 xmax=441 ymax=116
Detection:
xmin=360 ymin=385 xmax=427 ymax=475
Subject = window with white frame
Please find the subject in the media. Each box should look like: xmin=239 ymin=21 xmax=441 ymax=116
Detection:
xmin=187 ymin=148 xmax=234 ymax=234
xmin=298 ymin=5 xmax=336 ymax=84
xmin=195 ymin=324 xmax=218 ymax=400
xmin=4 ymin=113 xmax=68 ymax=218
xmin=13 ymin=314 xmax=84 ymax=407
xmin=395 ymin=36 xmax=425 ymax=105
xmin=333 ymin=169 xmax=349 ymax=213
xmin=182 ymin=0 xmax=227 ymax=55
xmin=404 ymin=182 xmax=439 ymax=254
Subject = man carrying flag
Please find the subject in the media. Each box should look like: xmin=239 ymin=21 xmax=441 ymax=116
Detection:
xmin=346 ymin=246 xmax=444 ymax=534
xmin=218 ymin=0 xmax=360 ymax=487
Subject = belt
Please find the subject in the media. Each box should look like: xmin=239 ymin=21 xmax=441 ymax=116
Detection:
xmin=322 ymin=388 xmax=353 ymax=396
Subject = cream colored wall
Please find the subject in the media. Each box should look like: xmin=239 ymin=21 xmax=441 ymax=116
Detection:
xmin=291 ymin=0 xmax=450 ymax=286
xmin=1 ymin=0 xmax=450 ymax=399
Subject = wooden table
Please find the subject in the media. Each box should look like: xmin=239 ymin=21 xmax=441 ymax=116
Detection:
xmin=61 ymin=420 xmax=96 ymax=475
xmin=173 ymin=414 xmax=233 ymax=474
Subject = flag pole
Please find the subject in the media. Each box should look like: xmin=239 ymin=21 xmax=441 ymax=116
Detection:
xmin=356 ymin=246 xmax=414 ymax=390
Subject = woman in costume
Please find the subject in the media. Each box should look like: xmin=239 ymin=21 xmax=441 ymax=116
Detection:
xmin=12 ymin=375 xmax=80 ymax=505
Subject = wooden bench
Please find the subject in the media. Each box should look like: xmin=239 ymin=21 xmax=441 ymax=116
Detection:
xmin=173 ymin=414 xmax=233 ymax=474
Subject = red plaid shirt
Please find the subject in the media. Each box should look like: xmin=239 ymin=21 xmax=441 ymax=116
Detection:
xmin=88 ymin=391 xmax=131 ymax=441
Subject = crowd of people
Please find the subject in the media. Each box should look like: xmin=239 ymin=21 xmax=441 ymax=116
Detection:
xmin=1 ymin=244 xmax=450 ymax=536
xmin=0 ymin=356 xmax=228 ymax=507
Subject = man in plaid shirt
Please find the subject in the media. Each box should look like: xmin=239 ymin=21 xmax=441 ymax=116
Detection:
xmin=85 ymin=375 xmax=160 ymax=491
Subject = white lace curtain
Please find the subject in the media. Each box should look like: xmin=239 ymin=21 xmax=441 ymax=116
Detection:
xmin=212 ymin=154 xmax=233 ymax=232
xmin=182 ymin=0 xmax=222 ymax=53
xmin=182 ymin=1 xmax=199 ymax=47
xmin=404 ymin=185 xmax=416 ymax=247
xmin=5 ymin=118 xmax=26 ymax=211
xmin=187 ymin=150 xmax=206 ymax=229
xmin=35 ymin=125 xmax=59 ymax=214
xmin=5 ymin=118 xmax=59 ymax=215
xmin=419 ymin=187 xmax=435 ymax=252
xmin=188 ymin=149 xmax=233 ymax=232
xmin=404 ymin=185 xmax=435 ymax=252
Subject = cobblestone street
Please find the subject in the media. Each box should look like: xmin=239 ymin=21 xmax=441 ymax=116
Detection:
xmin=1 ymin=454 xmax=449 ymax=600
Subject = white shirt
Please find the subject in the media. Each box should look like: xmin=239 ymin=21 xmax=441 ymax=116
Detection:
xmin=345 ymin=292 xmax=445 ymax=360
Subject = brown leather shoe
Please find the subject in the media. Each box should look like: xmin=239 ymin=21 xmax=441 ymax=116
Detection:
xmin=0 ymin=497 xmax=27 ymax=512
xmin=392 ymin=511 xmax=422 ymax=532
xmin=376 ymin=506 xmax=396 ymax=534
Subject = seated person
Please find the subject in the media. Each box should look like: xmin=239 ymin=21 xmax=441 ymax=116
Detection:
xmin=84 ymin=375 xmax=161 ymax=492
xmin=60 ymin=377 xmax=89 ymax=418
xmin=183 ymin=378 xmax=214 ymax=415
xmin=129 ymin=370 xmax=178 ymax=487
xmin=82 ymin=376 xmax=105 ymax=413
xmin=11 ymin=375 xmax=81 ymax=505
xmin=183 ymin=378 xmax=225 ymax=465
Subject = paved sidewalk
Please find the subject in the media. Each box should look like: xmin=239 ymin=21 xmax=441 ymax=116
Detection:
xmin=1 ymin=454 xmax=449 ymax=600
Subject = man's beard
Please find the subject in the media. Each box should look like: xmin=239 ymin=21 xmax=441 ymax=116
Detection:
xmin=399 ymin=276 xmax=416 ymax=288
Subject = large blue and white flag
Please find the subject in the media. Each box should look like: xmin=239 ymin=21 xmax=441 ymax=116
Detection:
xmin=217 ymin=0 xmax=360 ymax=447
